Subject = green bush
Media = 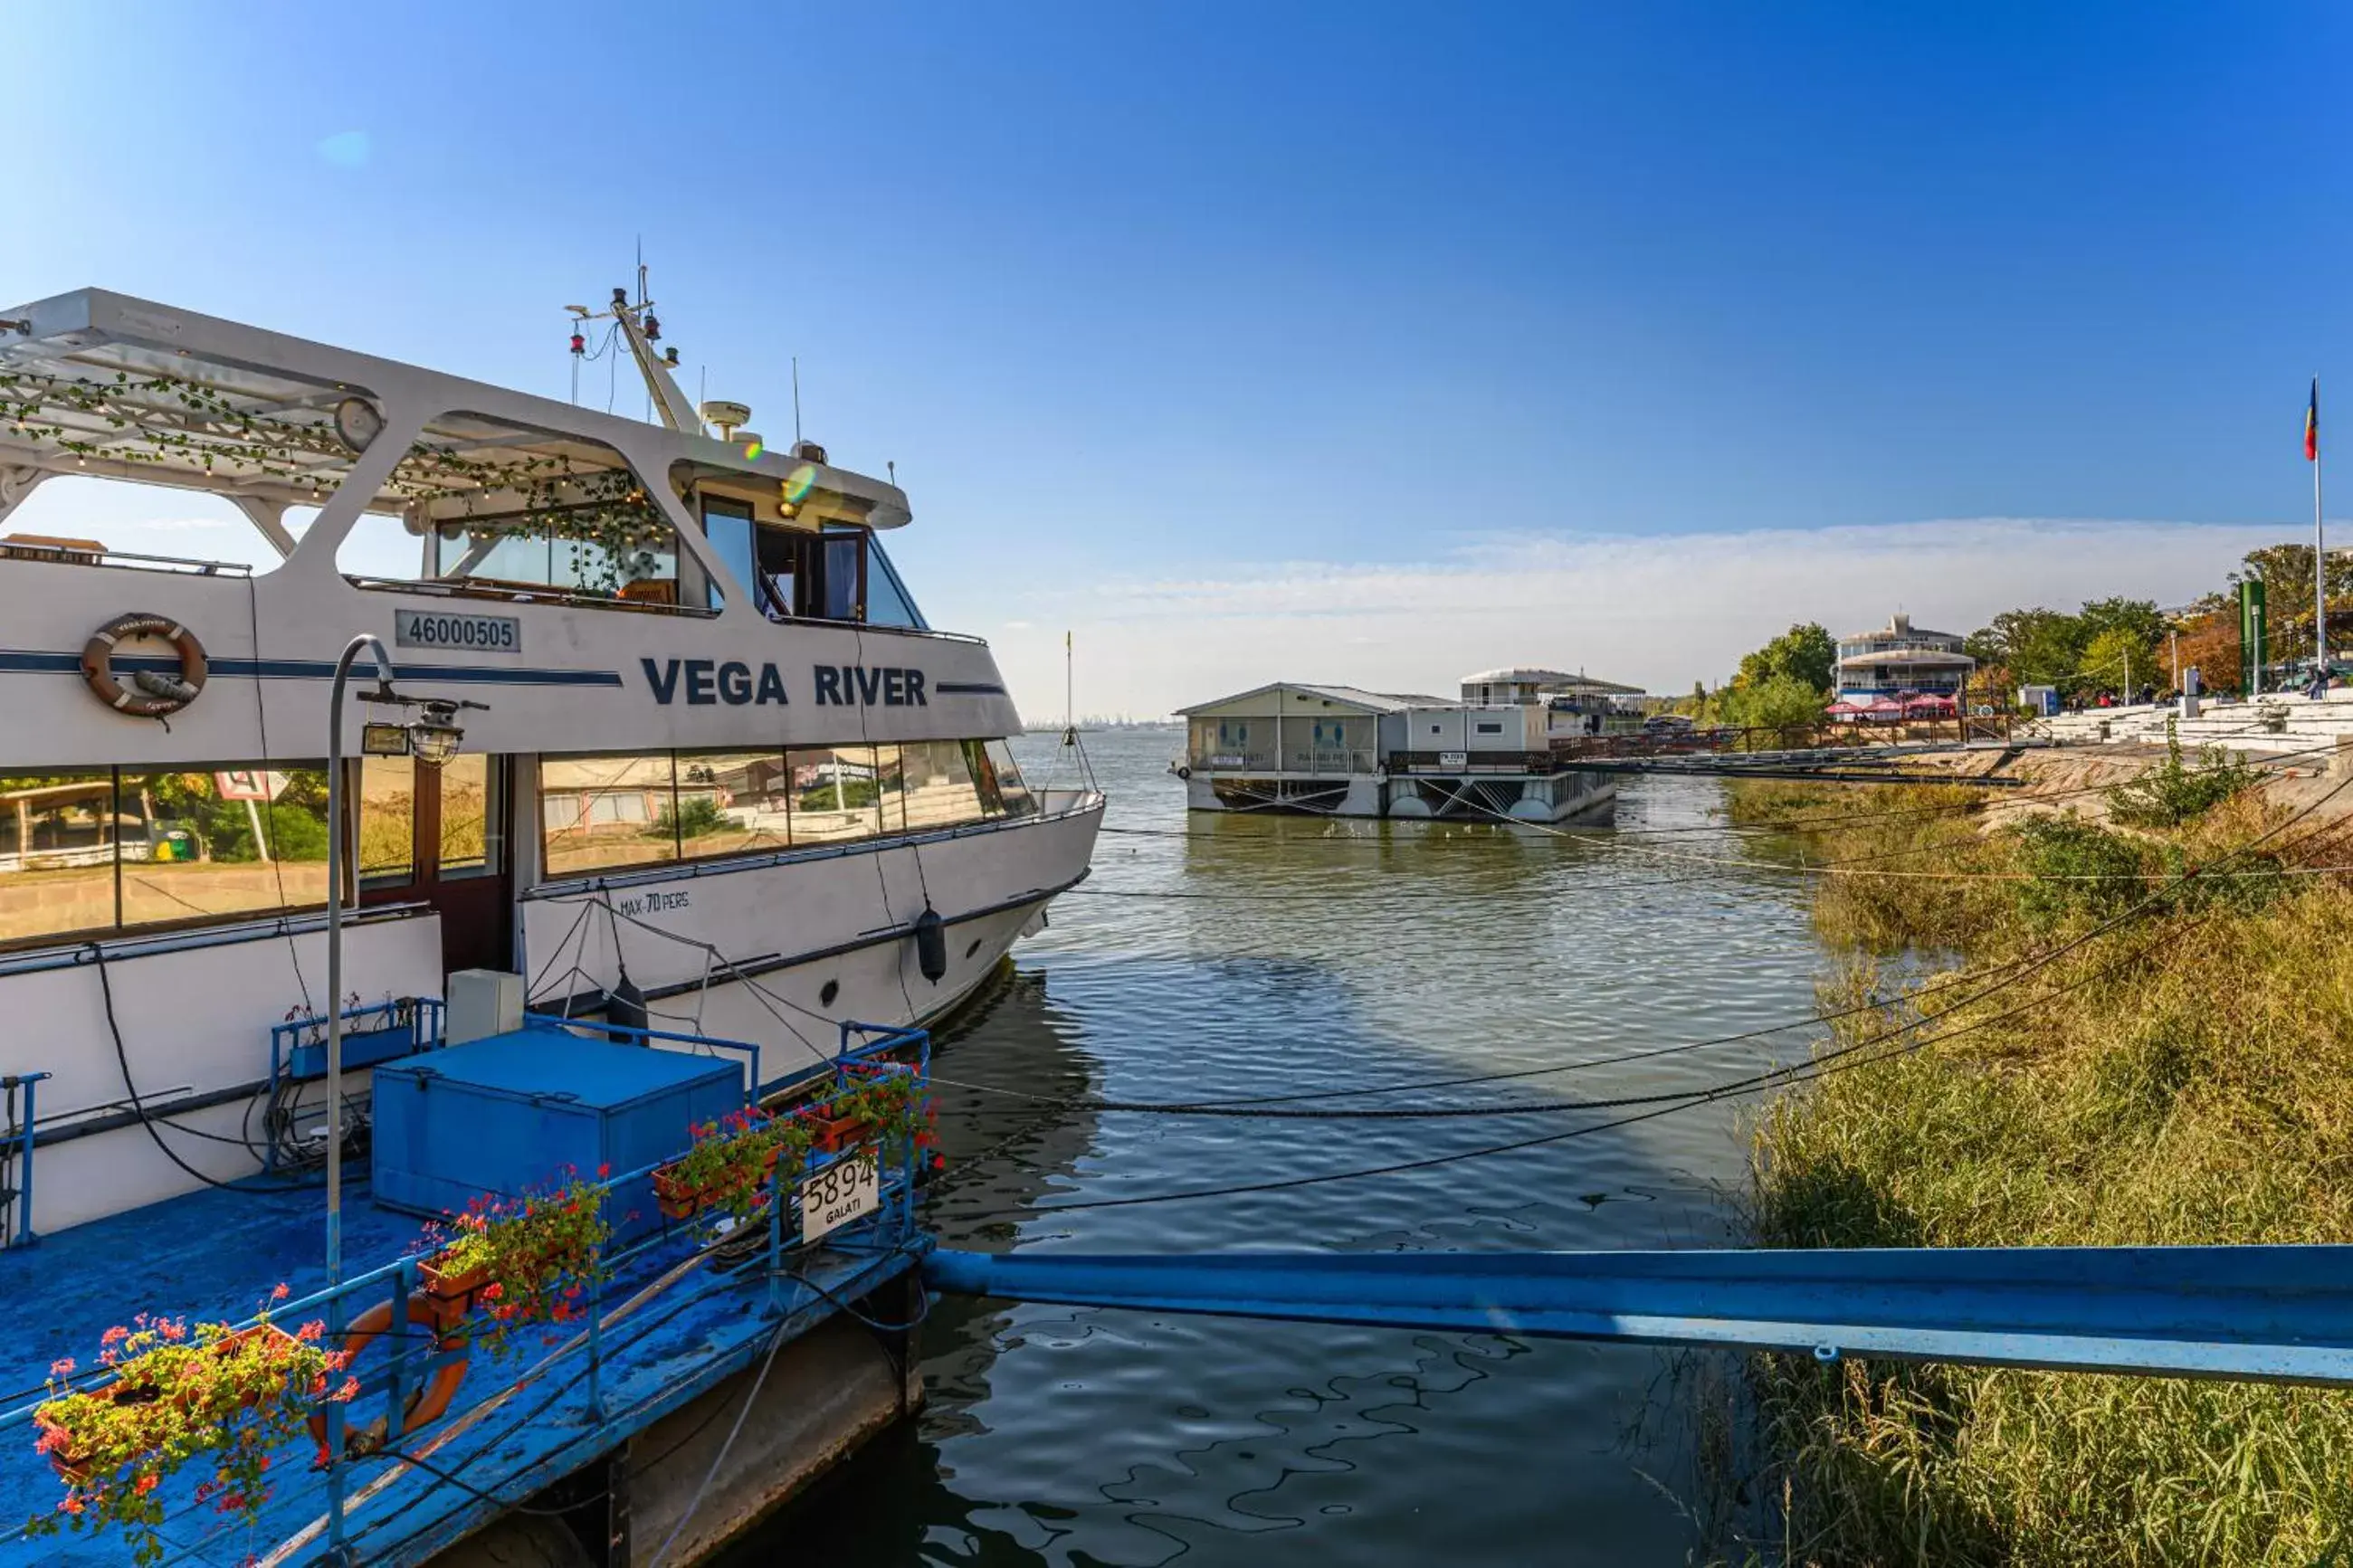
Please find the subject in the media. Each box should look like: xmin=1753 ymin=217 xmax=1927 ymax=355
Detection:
xmin=2110 ymin=721 xmax=2261 ymax=830
xmin=2007 ymin=813 xmax=2151 ymax=927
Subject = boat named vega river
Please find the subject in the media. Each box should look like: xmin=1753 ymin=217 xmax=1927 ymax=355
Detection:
xmin=0 ymin=282 xmax=1101 ymax=1237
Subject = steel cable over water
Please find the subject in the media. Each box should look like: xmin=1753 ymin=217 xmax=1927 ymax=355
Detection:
xmin=929 ymin=765 xmax=2353 ymax=1212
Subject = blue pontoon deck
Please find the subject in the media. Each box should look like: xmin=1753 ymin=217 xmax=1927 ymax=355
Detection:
xmin=0 ymin=1017 xmax=932 ymax=1567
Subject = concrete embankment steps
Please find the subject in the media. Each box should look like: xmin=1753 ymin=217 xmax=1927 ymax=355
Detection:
xmin=2040 ymin=694 xmax=2353 ymax=760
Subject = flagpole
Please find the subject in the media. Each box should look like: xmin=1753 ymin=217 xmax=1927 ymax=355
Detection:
xmin=2318 ymin=374 xmax=2329 ymax=682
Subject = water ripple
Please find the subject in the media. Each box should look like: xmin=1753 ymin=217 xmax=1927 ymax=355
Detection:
xmin=725 ymin=730 xmax=1824 ymax=1566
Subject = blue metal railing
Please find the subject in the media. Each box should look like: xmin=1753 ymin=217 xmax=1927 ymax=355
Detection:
xmin=0 ymin=1032 xmax=933 ymax=1563
xmin=264 ymin=998 xmax=445 ymax=1175
xmin=269 ymin=997 xmax=444 ymax=1086
xmin=1 ymin=1072 xmax=48 ymax=1251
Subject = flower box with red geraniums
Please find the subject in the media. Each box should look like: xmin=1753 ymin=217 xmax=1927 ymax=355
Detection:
xmin=418 ymin=1255 xmax=491 ymax=1329
xmin=23 ymin=1288 xmax=355 ymax=1567
xmin=794 ymin=1065 xmax=928 ymax=1155
xmin=655 ymin=1107 xmax=842 ymax=1221
xmin=651 ymin=1107 xmax=813 ymax=1222
xmin=411 ymin=1170 xmax=614 ymax=1356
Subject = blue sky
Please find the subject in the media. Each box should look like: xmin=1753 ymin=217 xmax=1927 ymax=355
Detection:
xmin=9 ymin=4 xmax=2349 ymax=714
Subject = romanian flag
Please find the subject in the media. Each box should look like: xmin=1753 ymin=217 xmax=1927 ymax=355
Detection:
xmin=2309 ymin=378 xmax=2320 ymax=462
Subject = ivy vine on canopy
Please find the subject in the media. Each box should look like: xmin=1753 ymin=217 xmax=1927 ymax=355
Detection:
xmin=0 ymin=368 xmax=671 ymax=591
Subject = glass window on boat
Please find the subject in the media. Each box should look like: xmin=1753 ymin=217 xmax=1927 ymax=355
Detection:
xmin=976 ymin=739 xmax=1037 ymax=817
xmin=819 ymin=527 xmax=864 ymax=622
xmin=357 ymin=756 xmax=415 ymax=886
xmin=894 ymin=740 xmax=989 ymax=828
xmin=399 ymin=414 xmax=697 ymax=610
xmin=872 ymin=745 xmax=908 ymax=834
xmin=0 ymin=770 xmax=125 ymax=945
xmin=865 ymin=537 xmax=928 ymax=630
xmin=437 ymin=753 xmax=502 ymax=879
xmin=786 ymin=746 xmax=882 ymax=842
xmin=114 ymin=767 xmax=334 ymax=929
xmin=699 ymin=497 xmax=758 ymax=613
xmin=540 ymin=753 xmax=682 ymax=878
xmin=675 ymin=750 xmax=792 ymax=860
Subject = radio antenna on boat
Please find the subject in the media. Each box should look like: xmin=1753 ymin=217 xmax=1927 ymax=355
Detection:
xmin=793 ymin=356 xmax=804 ymax=445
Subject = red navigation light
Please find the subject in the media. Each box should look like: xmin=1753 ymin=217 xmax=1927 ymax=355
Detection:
xmin=569 ymin=332 xmax=586 ymax=355
xmin=643 ymin=314 xmax=661 ymax=342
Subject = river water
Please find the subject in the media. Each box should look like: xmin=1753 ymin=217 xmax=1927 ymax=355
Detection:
xmin=730 ymin=727 xmax=1827 ymax=1565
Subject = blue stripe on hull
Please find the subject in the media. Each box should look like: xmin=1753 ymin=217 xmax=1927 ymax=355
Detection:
xmin=0 ymin=650 xmax=624 ymax=687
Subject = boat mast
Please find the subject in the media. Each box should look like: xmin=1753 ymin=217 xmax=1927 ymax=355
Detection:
xmin=568 ymin=263 xmax=703 ymax=434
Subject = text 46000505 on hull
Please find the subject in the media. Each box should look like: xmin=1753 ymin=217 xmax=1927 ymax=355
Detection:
xmin=0 ymin=283 xmax=1102 ymax=1239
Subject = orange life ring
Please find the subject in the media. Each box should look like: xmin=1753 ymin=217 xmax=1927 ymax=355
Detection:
xmin=310 ymin=1292 xmax=471 ymax=1462
xmin=81 ymin=612 xmax=206 ymax=718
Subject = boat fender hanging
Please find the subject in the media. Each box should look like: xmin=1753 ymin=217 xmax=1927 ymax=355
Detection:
xmin=913 ymin=907 xmax=948 ymax=984
xmin=1176 ymin=765 xmax=1191 ymax=780
xmin=81 ymin=613 xmax=206 ymax=720
xmin=607 ymin=965 xmax=649 ymax=1042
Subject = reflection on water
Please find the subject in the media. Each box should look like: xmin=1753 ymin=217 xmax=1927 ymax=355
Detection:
xmin=724 ymin=729 xmax=1825 ymax=1566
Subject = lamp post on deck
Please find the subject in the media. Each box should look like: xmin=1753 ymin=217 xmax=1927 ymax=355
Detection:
xmin=322 ymin=634 xmax=475 ymax=1283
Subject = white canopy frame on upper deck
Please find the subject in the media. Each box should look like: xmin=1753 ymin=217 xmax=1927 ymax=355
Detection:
xmin=0 ymin=290 xmax=916 ymax=622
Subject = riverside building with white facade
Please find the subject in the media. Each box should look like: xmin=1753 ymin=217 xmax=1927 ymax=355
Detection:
xmin=1835 ymin=613 xmax=1977 ymax=700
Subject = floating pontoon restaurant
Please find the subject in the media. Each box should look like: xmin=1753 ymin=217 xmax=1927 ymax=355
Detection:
xmin=1174 ymin=675 xmax=1642 ymax=821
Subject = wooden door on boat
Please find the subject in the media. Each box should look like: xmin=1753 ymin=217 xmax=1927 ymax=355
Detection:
xmin=355 ymin=755 xmax=513 ymax=976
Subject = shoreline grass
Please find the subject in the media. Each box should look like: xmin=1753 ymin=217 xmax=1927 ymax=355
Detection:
xmin=1732 ymin=771 xmax=2353 ymax=1565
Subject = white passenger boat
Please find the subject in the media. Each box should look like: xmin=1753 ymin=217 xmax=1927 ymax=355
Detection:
xmin=0 ymin=284 xmax=1102 ymax=1235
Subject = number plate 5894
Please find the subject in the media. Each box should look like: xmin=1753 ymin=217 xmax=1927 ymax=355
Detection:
xmin=796 ymin=1155 xmax=881 ymax=1242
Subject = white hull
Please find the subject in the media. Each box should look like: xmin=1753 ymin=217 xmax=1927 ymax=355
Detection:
xmin=1 ymin=794 xmax=1099 ymax=1237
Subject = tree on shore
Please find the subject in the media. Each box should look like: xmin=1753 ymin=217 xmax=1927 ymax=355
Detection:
xmin=1737 ymin=623 xmax=1837 ymax=695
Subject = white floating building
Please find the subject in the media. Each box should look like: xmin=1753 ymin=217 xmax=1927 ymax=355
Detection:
xmin=1174 ymin=671 xmax=1645 ymax=821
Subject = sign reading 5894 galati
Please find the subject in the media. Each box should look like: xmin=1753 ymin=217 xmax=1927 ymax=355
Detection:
xmin=797 ymin=1155 xmax=881 ymax=1242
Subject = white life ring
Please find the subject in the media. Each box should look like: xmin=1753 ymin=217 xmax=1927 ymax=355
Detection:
xmin=81 ymin=613 xmax=207 ymax=718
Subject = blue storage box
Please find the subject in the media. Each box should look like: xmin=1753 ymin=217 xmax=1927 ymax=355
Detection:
xmin=369 ymin=1026 xmax=742 ymax=1243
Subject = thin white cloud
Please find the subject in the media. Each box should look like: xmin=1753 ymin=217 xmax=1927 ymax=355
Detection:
xmin=991 ymin=518 xmax=2289 ymax=718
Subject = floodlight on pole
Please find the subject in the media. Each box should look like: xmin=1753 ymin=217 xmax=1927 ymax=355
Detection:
xmin=322 ymin=636 xmax=483 ymax=1284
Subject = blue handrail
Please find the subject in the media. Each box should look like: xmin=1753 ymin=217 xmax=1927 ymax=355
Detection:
xmin=0 ymin=1045 xmax=933 ymax=1561
xmin=2 ymin=1072 xmax=48 ymax=1250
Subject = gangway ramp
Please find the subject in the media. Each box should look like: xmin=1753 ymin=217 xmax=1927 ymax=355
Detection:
xmin=926 ymin=1245 xmax=2353 ymax=1385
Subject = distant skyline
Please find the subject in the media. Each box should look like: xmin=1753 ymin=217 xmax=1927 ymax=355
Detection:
xmin=7 ymin=3 xmax=2347 ymax=717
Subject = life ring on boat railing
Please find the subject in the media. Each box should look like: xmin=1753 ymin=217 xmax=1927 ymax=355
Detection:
xmin=81 ymin=612 xmax=206 ymax=719
xmin=310 ymin=1291 xmax=471 ymax=1462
